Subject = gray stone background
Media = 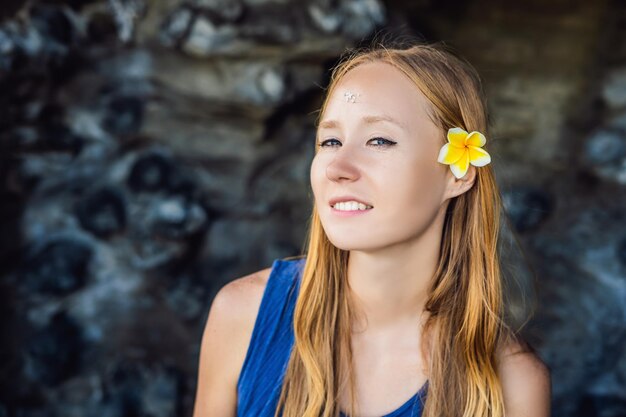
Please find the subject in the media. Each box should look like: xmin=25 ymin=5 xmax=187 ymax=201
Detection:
xmin=0 ymin=0 xmax=625 ymax=416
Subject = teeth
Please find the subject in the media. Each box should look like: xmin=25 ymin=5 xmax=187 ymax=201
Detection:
xmin=333 ymin=201 xmax=373 ymax=211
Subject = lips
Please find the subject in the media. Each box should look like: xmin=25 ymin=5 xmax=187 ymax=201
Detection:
xmin=328 ymin=195 xmax=373 ymax=207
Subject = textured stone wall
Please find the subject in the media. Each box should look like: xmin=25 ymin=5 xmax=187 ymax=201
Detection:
xmin=0 ymin=0 xmax=624 ymax=416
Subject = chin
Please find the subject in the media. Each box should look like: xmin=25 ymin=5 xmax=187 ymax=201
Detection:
xmin=323 ymin=232 xmax=376 ymax=252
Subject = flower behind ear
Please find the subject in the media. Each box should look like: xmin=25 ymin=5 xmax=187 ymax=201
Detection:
xmin=437 ymin=127 xmax=491 ymax=179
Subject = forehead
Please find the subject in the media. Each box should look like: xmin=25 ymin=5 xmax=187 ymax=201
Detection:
xmin=320 ymin=61 xmax=432 ymax=129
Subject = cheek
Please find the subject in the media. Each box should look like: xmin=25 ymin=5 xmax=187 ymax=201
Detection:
xmin=309 ymin=156 xmax=325 ymax=198
xmin=389 ymin=158 xmax=444 ymax=209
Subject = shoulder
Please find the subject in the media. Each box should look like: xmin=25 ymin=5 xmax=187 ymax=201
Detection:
xmin=192 ymin=265 xmax=272 ymax=416
xmin=214 ymin=266 xmax=273 ymax=314
xmin=497 ymin=337 xmax=552 ymax=417
xmin=213 ymin=257 xmax=302 ymax=321
xmin=210 ymin=265 xmax=273 ymax=345
xmin=201 ymin=265 xmax=273 ymax=380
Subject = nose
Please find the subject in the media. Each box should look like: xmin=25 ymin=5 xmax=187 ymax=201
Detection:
xmin=325 ymin=146 xmax=361 ymax=182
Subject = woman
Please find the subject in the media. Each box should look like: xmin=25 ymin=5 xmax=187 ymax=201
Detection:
xmin=193 ymin=41 xmax=551 ymax=417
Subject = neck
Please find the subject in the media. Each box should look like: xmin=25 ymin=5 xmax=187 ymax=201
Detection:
xmin=346 ymin=212 xmax=444 ymax=335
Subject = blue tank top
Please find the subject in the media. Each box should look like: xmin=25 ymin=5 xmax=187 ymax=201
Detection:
xmin=236 ymin=257 xmax=429 ymax=417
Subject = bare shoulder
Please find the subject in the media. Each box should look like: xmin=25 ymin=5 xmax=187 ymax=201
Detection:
xmin=191 ymin=265 xmax=272 ymax=417
xmin=497 ymin=337 xmax=552 ymax=417
xmin=215 ymin=266 xmax=273 ymax=317
xmin=211 ymin=265 xmax=274 ymax=363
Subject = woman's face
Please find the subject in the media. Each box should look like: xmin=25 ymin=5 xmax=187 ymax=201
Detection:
xmin=310 ymin=61 xmax=464 ymax=251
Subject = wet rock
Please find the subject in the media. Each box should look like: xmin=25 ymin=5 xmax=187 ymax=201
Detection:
xmin=30 ymin=4 xmax=79 ymax=50
xmin=149 ymin=195 xmax=208 ymax=239
xmin=603 ymin=67 xmax=626 ymax=110
xmin=86 ymin=10 xmax=118 ymax=43
xmin=236 ymin=6 xmax=301 ymax=44
xmin=308 ymin=0 xmax=385 ymax=39
xmin=232 ymin=64 xmax=287 ymax=105
xmin=608 ymin=110 xmax=626 ymax=130
xmin=182 ymin=16 xmax=238 ymax=56
xmin=6 ymin=4 xmax=84 ymax=71
xmin=159 ymin=6 xmax=193 ymax=48
xmin=23 ymin=311 xmax=86 ymax=386
xmin=173 ymin=0 xmax=385 ymax=58
xmin=102 ymin=95 xmax=144 ymax=135
xmin=583 ymin=129 xmax=626 ymax=184
xmin=38 ymin=124 xmax=85 ymax=154
xmin=126 ymin=150 xmax=200 ymax=199
xmin=502 ymin=186 xmax=553 ymax=233
xmin=20 ymin=238 xmax=93 ymax=295
xmin=617 ymin=236 xmax=626 ymax=268
xmin=74 ymin=185 xmax=127 ymax=237
xmin=249 ymin=154 xmax=311 ymax=212
xmin=127 ymin=152 xmax=174 ymax=193
xmin=149 ymin=56 xmax=296 ymax=107
xmin=0 ymin=28 xmax=18 ymax=72
xmin=584 ymin=129 xmax=626 ymax=165
xmin=93 ymin=359 xmax=182 ymax=417
xmin=130 ymin=237 xmax=187 ymax=269
xmin=164 ymin=272 xmax=208 ymax=321
xmin=3 ymin=108 xmax=84 ymax=155
xmin=205 ymin=215 xmax=303 ymax=268
xmin=108 ymin=0 xmax=146 ymax=43
xmin=0 ymin=23 xmax=43 ymax=70
xmin=193 ymin=0 xmax=244 ymax=22
xmin=141 ymin=100 xmax=264 ymax=161
xmin=14 ymin=153 xmax=76 ymax=190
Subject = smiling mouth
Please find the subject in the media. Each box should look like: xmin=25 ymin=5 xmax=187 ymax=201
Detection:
xmin=330 ymin=201 xmax=373 ymax=211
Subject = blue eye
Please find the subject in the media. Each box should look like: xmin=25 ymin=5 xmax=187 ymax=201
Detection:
xmin=316 ymin=137 xmax=397 ymax=148
xmin=317 ymin=138 xmax=341 ymax=148
xmin=369 ymin=137 xmax=396 ymax=147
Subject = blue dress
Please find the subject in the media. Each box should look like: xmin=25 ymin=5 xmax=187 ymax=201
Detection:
xmin=236 ymin=257 xmax=429 ymax=417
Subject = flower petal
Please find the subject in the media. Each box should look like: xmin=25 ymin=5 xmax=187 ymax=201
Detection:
xmin=466 ymin=131 xmax=486 ymax=147
xmin=450 ymin=151 xmax=470 ymax=179
xmin=437 ymin=143 xmax=466 ymax=164
xmin=468 ymin=145 xmax=491 ymax=166
xmin=447 ymin=127 xmax=468 ymax=148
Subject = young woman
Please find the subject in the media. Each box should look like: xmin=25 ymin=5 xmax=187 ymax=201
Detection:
xmin=193 ymin=42 xmax=552 ymax=417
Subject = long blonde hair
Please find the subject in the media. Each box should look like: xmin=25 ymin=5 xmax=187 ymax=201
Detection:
xmin=275 ymin=40 xmax=531 ymax=417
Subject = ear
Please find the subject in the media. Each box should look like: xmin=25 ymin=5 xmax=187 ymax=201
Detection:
xmin=443 ymin=164 xmax=477 ymax=200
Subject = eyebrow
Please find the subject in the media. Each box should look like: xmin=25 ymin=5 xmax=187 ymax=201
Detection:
xmin=318 ymin=115 xmax=407 ymax=131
